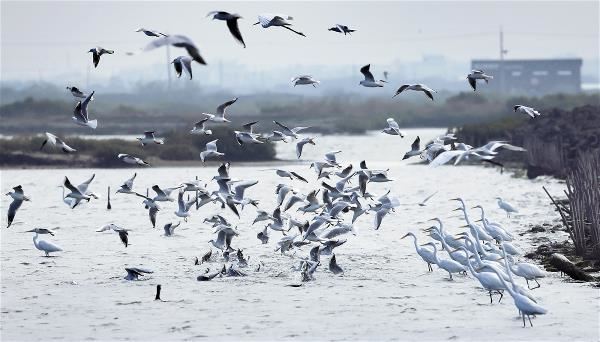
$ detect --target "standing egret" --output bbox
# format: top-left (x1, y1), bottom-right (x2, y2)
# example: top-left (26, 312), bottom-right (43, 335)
top-left (27, 228), bottom-right (62, 257)
top-left (401, 232), bottom-right (436, 271)
top-left (423, 242), bottom-right (466, 280)
top-left (496, 197), bottom-right (518, 218)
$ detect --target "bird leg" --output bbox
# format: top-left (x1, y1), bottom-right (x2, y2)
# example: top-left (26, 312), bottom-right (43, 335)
top-left (497, 290), bottom-right (504, 303)
top-left (528, 315), bottom-right (533, 327)
top-left (522, 314), bottom-right (526, 327)
top-left (489, 291), bottom-right (493, 304)
top-left (533, 279), bottom-right (541, 289)
top-left (448, 272), bottom-right (453, 280)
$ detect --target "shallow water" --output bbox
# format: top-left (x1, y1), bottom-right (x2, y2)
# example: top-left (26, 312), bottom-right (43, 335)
top-left (1, 129), bottom-right (598, 341)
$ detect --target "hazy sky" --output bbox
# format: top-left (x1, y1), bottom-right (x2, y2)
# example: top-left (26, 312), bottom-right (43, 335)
top-left (1, 1), bottom-right (598, 82)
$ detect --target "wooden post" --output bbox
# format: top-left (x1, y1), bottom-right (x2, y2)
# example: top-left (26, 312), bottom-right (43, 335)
top-left (107, 186), bottom-right (112, 210)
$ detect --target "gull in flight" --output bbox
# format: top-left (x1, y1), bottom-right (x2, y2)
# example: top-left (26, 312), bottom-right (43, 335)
top-left (207, 11), bottom-right (246, 48)
top-left (254, 14), bottom-right (306, 37)
top-left (296, 137), bottom-right (316, 159)
top-left (144, 34), bottom-right (207, 65)
top-left (418, 191), bottom-right (438, 206)
top-left (467, 70), bottom-right (493, 91)
top-left (174, 191), bottom-right (195, 221)
top-left (62, 176), bottom-right (93, 208)
top-left (6, 185), bottom-right (30, 228)
top-left (267, 169), bottom-right (308, 183)
top-left (514, 105), bottom-right (541, 118)
top-left (137, 131), bottom-right (164, 146)
top-left (72, 91), bottom-right (97, 129)
top-left (359, 64), bottom-right (384, 87)
top-left (403, 136), bottom-right (421, 160)
top-left (27, 228), bottom-right (62, 257)
top-left (328, 24), bottom-right (356, 35)
top-left (382, 118), bottom-right (405, 137)
top-left (88, 47), bottom-right (114, 68)
top-left (163, 222), bottom-right (181, 236)
top-left (393, 84), bottom-right (436, 101)
top-left (40, 132), bottom-right (76, 153)
top-left (116, 173), bottom-right (137, 194)
top-left (66, 86), bottom-right (87, 98)
top-left (292, 75), bottom-right (320, 87)
top-left (124, 267), bottom-right (153, 281)
top-left (135, 28), bottom-right (167, 37)
top-left (190, 118), bottom-right (212, 135)
top-left (204, 98), bottom-right (237, 123)
top-left (172, 56), bottom-right (193, 80)
top-left (235, 122), bottom-right (263, 145)
top-left (134, 192), bottom-right (160, 228)
top-left (273, 120), bottom-right (310, 139)
top-left (200, 139), bottom-right (225, 162)
top-left (151, 185), bottom-right (182, 202)
top-left (118, 154), bottom-right (150, 166)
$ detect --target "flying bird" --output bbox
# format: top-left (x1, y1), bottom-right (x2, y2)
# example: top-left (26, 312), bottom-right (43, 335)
top-left (172, 56), bottom-right (193, 80)
top-left (403, 136), bottom-right (421, 160)
top-left (66, 86), bottom-right (87, 98)
top-left (200, 139), bottom-right (225, 162)
top-left (328, 24), bottom-right (355, 35)
top-left (72, 91), bottom-right (97, 129)
top-left (296, 137), bottom-right (316, 159)
top-left (254, 14), bottom-right (306, 37)
top-left (382, 118), bottom-right (405, 137)
top-left (359, 64), bottom-right (384, 87)
top-left (190, 118), bottom-right (213, 135)
top-left (6, 185), bottom-right (30, 228)
top-left (40, 132), bottom-right (76, 153)
top-left (204, 98), bottom-right (238, 123)
top-left (117, 154), bottom-right (150, 166)
top-left (393, 84), bottom-right (436, 101)
top-left (135, 28), bottom-right (167, 37)
top-left (137, 131), bottom-right (164, 146)
top-left (273, 121), bottom-right (309, 139)
top-left (291, 75), bottom-right (320, 87)
top-left (514, 105), bottom-right (541, 118)
top-left (207, 11), bottom-right (246, 48)
top-left (88, 47), bottom-right (114, 68)
top-left (467, 70), bottom-right (493, 91)
top-left (144, 34), bottom-right (207, 65)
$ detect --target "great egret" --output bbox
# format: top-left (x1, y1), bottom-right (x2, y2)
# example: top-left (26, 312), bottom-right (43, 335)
top-left (423, 242), bottom-right (466, 280)
top-left (401, 232), bottom-right (436, 271)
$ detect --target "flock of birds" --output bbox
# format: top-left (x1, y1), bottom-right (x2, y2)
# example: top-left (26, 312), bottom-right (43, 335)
top-left (4, 11), bottom-right (550, 330)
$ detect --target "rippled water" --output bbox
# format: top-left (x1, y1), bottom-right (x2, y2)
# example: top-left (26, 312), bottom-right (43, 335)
top-left (1, 129), bottom-right (598, 340)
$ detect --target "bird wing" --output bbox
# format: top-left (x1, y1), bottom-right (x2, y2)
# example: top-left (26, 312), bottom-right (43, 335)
top-left (273, 121), bottom-right (292, 134)
top-left (360, 64), bottom-right (375, 82)
top-left (226, 18), bottom-right (246, 48)
top-left (394, 85), bottom-right (409, 97)
top-left (80, 91), bottom-right (95, 120)
top-left (7, 199), bottom-right (23, 226)
top-left (296, 140), bottom-right (306, 159)
top-left (233, 180), bottom-right (258, 199)
top-left (123, 173), bottom-right (137, 189)
top-left (429, 150), bottom-right (463, 167)
top-left (180, 56), bottom-right (193, 79)
top-left (73, 102), bottom-right (86, 122)
top-left (64, 177), bottom-right (82, 195)
top-left (290, 171), bottom-right (308, 183)
top-left (173, 58), bottom-right (183, 78)
top-left (152, 185), bottom-right (167, 197)
top-left (420, 191), bottom-right (438, 205)
top-left (144, 35), bottom-right (205, 64)
top-left (422, 89), bottom-right (434, 101)
top-left (177, 191), bottom-right (186, 212)
top-left (242, 121), bottom-right (258, 133)
top-left (468, 77), bottom-right (477, 91)
top-left (77, 173), bottom-right (95, 193)
top-left (194, 118), bottom-right (209, 129)
top-left (217, 162), bottom-right (230, 178)
top-left (206, 139), bottom-right (218, 152)
top-left (216, 98), bottom-right (238, 116)
top-left (149, 207), bottom-right (158, 228)
top-left (386, 118), bottom-right (400, 133)
top-left (411, 136), bottom-right (421, 152)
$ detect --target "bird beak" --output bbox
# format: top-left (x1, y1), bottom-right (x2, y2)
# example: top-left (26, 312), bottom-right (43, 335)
top-left (459, 224), bottom-right (469, 228)
top-left (452, 208), bottom-right (462, 212)
top-left (25, 229), bottom-right (35, 233)
top-left (475, 219), bottom-right (483, 222)
top-left (449, 198), bottom-right (460, 201)
top-left (400, 233), bottom-right (410, 239)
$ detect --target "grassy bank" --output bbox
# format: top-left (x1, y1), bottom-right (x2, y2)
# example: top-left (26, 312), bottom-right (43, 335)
top-left (0, 127), bottom-right (276, 168)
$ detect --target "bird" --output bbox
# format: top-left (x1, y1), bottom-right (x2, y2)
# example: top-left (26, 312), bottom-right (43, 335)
top-left (507, 256), bottom-right (546, 289)
top-left (467, 70), bottom-right (493, 91)
top-left (117, 154), bottom-right (150, 166)
top-left (359, 64), bottom-right (384, 87)
top-left (424, 242), bottom-right (467, 280)
top-left (418, 191), bottom-right (438, 206)
top-left (72, 91), bottom-right (97, 129)
top-left (88, 47), bottom-right (114, 68)
top-left (401, 232), bottom-right (436, 271)
top-left (254, 14), bottom-right (306, 37)
top-left (496, 197), bottom-right (518, 217)
top-left (200, 139), bottom-right (225, 162)
top-left (328, 24), bottom-right (356, 35)
top-left (27, 228), bottom-right (62, 257)
top-left (116, 173), bottom-right (137, 194)
top-left (296, 137), bottom-right (316, 159)
top-left (203, 98), bottom-right (237, 123)
top-left (393, 84), bottom-right (436, 100)
top-left (329, 254), bottom-right (344, 275)
top-left (174, 191), bottom-right (195, 221)
top-left (190, 118), bottom-right (213, 135)
top-left (207, 11), bottom-right (246, 48)
top-left (403, 136), bottom-right (421, 160)
top-left (6, 185), bottom-right (30, 227)
top-left (40, 132), bottom-right (76, 153)
top-left (234, 130), bottom-right (263, 146)
top-left (172, 56), bottom-right (193, 80)
top-left (143, 34), bottom-right (207, 65)
top-left (514, 105), bottom-right (541, 118)
top-left (268, 169), bottom-right (308, 183)
top-left (163, 222), bottom-right (181, 236)
top-left (273, 121), bottom-right (310, 139)
top-left (62, 177), bottom-right (92, 208)
top-left (116, 228), bottom-right (129, 247)
top-left (66, 86), bottom-right (87, 98)
top-left (124, 267), bottom-right (153, 280)
top-left (137, 131), bottom-right (164, 146)
top-left (135, 28), bottom-right (167, 37)
top-left (382, 118), bottom-right (405, 137)
top-left (291, 75), bottom-right (320, 87)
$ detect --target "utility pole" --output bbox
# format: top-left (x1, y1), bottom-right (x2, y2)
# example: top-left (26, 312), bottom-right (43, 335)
top-left (499, 26), bottom-right (508, 94)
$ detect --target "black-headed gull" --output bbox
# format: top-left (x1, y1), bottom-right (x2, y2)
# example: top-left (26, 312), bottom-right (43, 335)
top-left (207, 11), bottom-right (246, 48)
top-left (359, 64), bottom-right (384, 87)
top-left (394, 84), bottom-right (436, 101)
top-left (88, 47), bottom-right (114, 68)
top-left (467, 70), bottom-right (493, 91)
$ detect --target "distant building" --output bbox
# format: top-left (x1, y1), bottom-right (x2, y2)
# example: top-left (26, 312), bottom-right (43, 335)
top-left (471, 58), bottom-right (582, 95)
